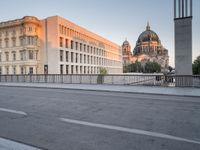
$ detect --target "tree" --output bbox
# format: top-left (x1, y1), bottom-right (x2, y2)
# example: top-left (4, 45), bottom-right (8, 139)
top-left (99, 67), bottom-right (107, 75)
top-left (97, 68), bottom-right (107, 84)
top-left (144, 61), bottom-right (161, 73)
top-left (193, 56), bottom-right (200, 75)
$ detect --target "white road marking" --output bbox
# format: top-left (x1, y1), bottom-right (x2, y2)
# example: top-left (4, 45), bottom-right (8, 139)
top-left (0, 137), bottom-right (42, 150)
top-left (60, 118), bottom-right (200, 145)
top-left (0, 108), bottom-right (27, 116)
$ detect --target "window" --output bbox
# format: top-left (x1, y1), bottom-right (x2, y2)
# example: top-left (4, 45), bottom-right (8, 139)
top-left (65, 39), bottom-right (68, 48)
top-left (76, 66), bottom-right (78, 74)
top-left (71, 40), bottom-right (74, 49)
top-left (60, 37), bottom-right (63, 47)
top-left (5, 52), bottom-right (9, 61)
top-left (80, 54), bottom-right (82, 63)
top-left (71, 52), bottom-right (74, 62)
top-left (84, 55), bottom-right (86, 64)
top-left (20, 37), bottom-right (24, 46)
top-left (84, 44), bottom-right (86, 52)
top-left (59, 25), bottom-right (62, 34)
top-left (84, 66), bottom-right (86, 74)
top-left (6, 66), bottom-right (9, 74)
top-left (21, 67), bottom-right (24, 74)
top-left (13, 66), bottom-right (16, 75)
top-left (87, 55), bottom-right (89, 64)
top-left (80, 43), bottom-right (82, 51)
top-left (76, 53), bottom-right (78, 63)
top-left (12, 38), bottom-right (16, 47)
top-left (12, 30), bottom-right (16, 36)
top-left (28, 36), bottom-right (34, 45)
top-left (64, 27), bottom-right (66, 35)
top-left (20, 51), bottom-right (26, 61)
top-left (66, 51), bottom-right (69, 62)
top-left (0, 40), bottom-right (2, 48)
top-left (13, 52), bottom-right (16, 61)
top-left (66, 65), bottom-right (69, 74)
top-left (80, 66), bottom-right (82, 74)
top-left (29, 67), bottom-right (33, 74)
top-left (91, 47), bottom-right (93, 54)
top-left (29, 51), bottom-right (34, 60)
top-left (75, 42), bottom-right (78, 50)
top-left (5, 40), bottom-right (9, 48)
top-left (20, 51), bottom-right (23, 60)
top-left (71, 65), bottom-right (74, 74)
top-left (5, 31), bottom-right (8, 36)
top-left (28, 27), bottom-right (32, 32)
top-left (60, 50), bottom-right (63, 61)
top-left (87, 46), bottom-right (89, 53)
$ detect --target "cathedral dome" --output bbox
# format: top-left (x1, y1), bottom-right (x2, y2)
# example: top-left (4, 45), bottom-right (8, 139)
top-left (137, 22), bottom-right (159, 43)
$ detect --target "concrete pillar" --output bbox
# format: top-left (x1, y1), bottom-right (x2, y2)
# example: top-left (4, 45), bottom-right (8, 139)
top-left (174, 0), bottom-right (193, 87)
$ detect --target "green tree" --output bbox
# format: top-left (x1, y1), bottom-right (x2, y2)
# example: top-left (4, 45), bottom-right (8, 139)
top-left (99, 67), bottom-right (107, 75)
top-left (193, 56), bottom-right (200, 75)
top-left (144, 61), bottom-right (161, 73)
top-left (97, 68), bottom-right (107, 84)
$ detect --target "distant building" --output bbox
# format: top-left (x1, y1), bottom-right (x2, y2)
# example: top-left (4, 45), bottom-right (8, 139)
top-left (122, 22), bottom-right (169, 72)
top-left (0, 16), bottom-right (122, 75)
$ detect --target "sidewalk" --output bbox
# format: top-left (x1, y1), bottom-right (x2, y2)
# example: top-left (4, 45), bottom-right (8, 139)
top-left (0, 82), bottom-right (200, 97)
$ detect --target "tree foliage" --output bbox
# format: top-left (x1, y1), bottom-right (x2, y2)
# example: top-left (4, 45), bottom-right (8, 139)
top-left (144, 61), bottom-right (161, 73)
top-left (99, 67), bottom-right (107, 75)
top-left (97, 68), bottom-right (107, 84)
top-left (193, 56), bottom-right (200, 75)
top-left (127, 61), bottom-right (161, 73)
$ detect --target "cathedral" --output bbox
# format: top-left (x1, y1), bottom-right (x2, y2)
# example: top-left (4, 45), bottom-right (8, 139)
top-left (122, 22), bottom-right (169, 72)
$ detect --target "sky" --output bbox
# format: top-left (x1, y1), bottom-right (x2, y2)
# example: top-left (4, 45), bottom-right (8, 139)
top-left (0, 0), bottom-right (199, 67)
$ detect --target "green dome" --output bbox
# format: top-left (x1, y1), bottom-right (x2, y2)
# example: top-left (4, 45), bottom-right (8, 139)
top-left (137, 22), bottom-right (159, 43)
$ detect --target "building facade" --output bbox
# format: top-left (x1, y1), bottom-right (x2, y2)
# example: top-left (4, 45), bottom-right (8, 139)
top-left (0, 16), bottom-right (122, 75)
top-left (122, 22), bottom-right (169, 72)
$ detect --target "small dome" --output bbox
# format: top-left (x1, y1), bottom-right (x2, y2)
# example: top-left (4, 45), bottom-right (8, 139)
top-left (137, 22), bottom-right (159, 43)
top-left (122, 38), bottom-right (130, 46)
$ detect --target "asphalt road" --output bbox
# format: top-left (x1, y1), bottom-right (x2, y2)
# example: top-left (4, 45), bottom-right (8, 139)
top-left (0, 86), bottom-right (200, 150)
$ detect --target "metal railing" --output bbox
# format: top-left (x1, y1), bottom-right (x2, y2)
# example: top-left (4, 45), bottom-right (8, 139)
top-left (0, 74), bottom-right (200, 88)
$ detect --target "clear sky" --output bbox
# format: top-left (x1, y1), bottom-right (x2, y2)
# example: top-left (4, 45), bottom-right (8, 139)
top-left (0, 0), bottom-right (199, 66)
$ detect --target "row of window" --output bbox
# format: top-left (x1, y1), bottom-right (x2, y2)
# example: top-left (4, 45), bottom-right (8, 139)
top-left (60, 65), bottom-right (101, 74)
top-left (60, 50), bottom-right (106, 66)
top-left (59, 24), bottom-right (121, 54)
top-left (0, 50), bottom-right (36, 62)
top-left (0, 66), bottom-right (33, 75)
top-left (59, 50), bottom-right (122, 67)
top-left (0, 36), bottom-right (37, 48)
top-left (0, 27), bottom-right (37, 37)
top-left (59, 24), bottom-right (100, 47)
top-left (60, 37), bottom-right (121, 61)
top-left (60, 37), bottom-right (106, 56)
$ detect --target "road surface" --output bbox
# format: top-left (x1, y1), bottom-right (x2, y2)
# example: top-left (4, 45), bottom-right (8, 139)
top-left (0, 86), bottom-right (200, 150)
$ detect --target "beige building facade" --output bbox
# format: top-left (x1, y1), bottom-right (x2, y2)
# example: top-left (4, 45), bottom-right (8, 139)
top-left (0, 16), bottom-right (122, 75)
